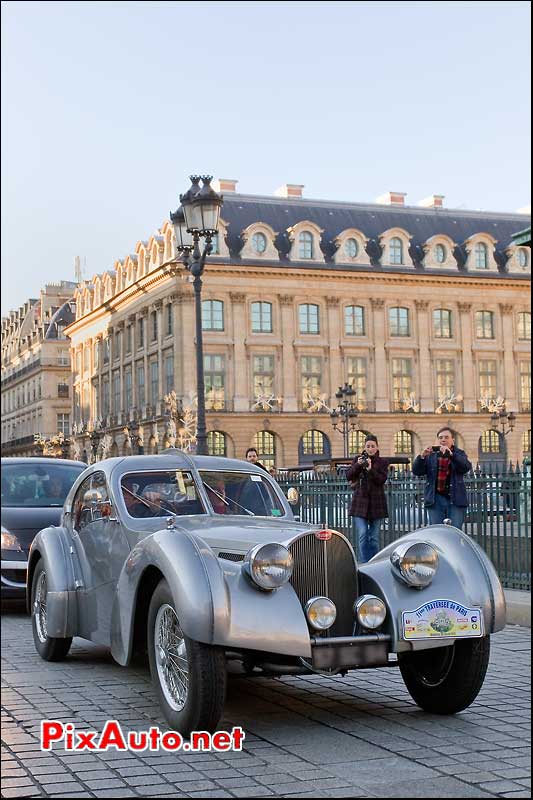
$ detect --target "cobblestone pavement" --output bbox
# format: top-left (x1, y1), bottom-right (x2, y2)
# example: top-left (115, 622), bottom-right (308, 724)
top-left (1, 603), bottom-right (530, 799)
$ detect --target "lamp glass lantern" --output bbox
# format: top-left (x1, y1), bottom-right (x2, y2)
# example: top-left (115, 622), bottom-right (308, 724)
top-left (180, 175), bottom-right (223, 234)
top-left (170, 206), bottom-right (194, 249)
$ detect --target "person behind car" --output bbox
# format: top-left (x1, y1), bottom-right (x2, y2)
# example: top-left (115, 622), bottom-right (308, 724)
top-left (122, 479), bottom-right (169, 518)
top-left (204, 478), bottom-right (229, 514)
top-left (47, 477), bottom-right (64, 499)
top-left (412, 426), bottom-right (472, 529)
top-left (245, 447), bottom-right (269, 472)
top-left (346, 435), bottom-right (389, 563)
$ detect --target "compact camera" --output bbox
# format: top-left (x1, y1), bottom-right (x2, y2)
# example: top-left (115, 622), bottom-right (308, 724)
top-left (360, 451), bottom-right (370, 463)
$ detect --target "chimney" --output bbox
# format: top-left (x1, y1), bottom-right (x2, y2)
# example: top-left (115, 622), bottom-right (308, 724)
top-left (212, 178), bottom-right (238, 193)
top-left (418, 194), bottom-right (445, 209)
top-left (274, 183), bottom-right (304, 199)
top-left (376, 191), bottom-right (406, 206)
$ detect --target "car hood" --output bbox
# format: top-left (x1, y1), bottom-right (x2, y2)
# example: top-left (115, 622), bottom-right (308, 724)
top-left (1, 507), bottom-right (63, 553)
top-left (174, 515), bottom-right (320, 553)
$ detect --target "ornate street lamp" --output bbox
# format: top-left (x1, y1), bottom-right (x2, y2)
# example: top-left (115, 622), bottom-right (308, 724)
top-left (170, 175), bottom-right (223, 455)
top-left (88, 422), bottom-right (103, 463)
top-left (490, 407), bottom-right (516, 437)
top-left (124, 419), bottom-right (144, 454)
top-left (329, 382), bottom-right (359, 458)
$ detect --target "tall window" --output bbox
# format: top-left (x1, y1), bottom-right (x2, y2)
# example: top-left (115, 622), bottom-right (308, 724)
top-left (204, 354), bottom-right (225, 409)
top-left (346, 357), bottom-right (367, 408)
top-left (125, 326), bottom-right (132, 354)
top-left (389, 237), bottom-right (403, 265)
top-left (102, 376), bottom-right (110, 416)
top-left (392, 358), bottom-right (413, 410)
top-left (166, 304), bottom-right (173, 336)
top-left (137, 318), bottom-right (144, 348)
top-left (299, 231), bottom-right (313, 259)
top-left (124, 368), bottom-right (132, 411)
top-left (103, 339), bottom-right (110, 365)
top-left (479, 360), bottom-right (497, 399)
top-left (394, 431), bottom-right (414, 465)
top-left (480, 430), bottom-right (501, 453)
top-left (299, 303), bottom-right (320, 334)
top-left (301, 356), bottom-right (322, 406)
top-left (344, 305), bottom-right (365, 336)
top-left (207, 431), bottom-right (226, 456)
top-left (253, 355), bottom-right (275, 402)
top-left (474, 242), bottom-right (489, 269)
top-left (251, 302), bottom-right (272, 333)
top-left (253, 430), bottom-right (276, 470)
top-left (150, 361), bottom-right (159, 406)
top-left (57, 414), bottom-right (70, 435)
top-left (113, 371), bottom-right (121, 414)
top-left (137, 364), bottom-right (145, 407)
top-left (433, 309), bottom-right (453, 338)
top-left (300, 430), bottom-right (328, 457)
top-left (93, 341), bottom-right (100, 369)
top-left (476, 310), bottom-right (495, 339)
top-left (114, 331), bottom-right (121, 360)
top-left (83, 346), bottom-right (90, 372)
top-left (151, 309), bottom-right (158, 342)
top-left (523, 429), bottom-right (531, 456)
top-left (349, 430), bottom-right (367, 455)
top-left (436, 360), bottom-right (455, 400)
top-left (518, 312), bottom-right (531, 340)
top-left (165, 354), bottom-right (174, 394)
top-left (202, 300), bottom-right (224, 331)
top-left (520, 361), bottom-right (531, 412)
top-left (389, 307), bottom-right (410, 336)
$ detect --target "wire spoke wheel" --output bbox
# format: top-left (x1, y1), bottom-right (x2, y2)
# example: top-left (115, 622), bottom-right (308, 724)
top-left (34, 570), bottom-right (48, 643)
top-left (154, 603), bottom-right (189, 711)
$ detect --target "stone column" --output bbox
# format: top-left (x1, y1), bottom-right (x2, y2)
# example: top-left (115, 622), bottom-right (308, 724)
top-left (230, 292), bottom-right (249, 412)
top-left (279, 295), bottom-right (297, 411)
top-left (371, 299), bottom-right (389, 412)
top-left (500, 303), bottom-right (518, 412)
top-left (415, 300), bottom-right (433, 412)
top-left (326, 296), bottom-right (342, 407)
top-left (458, 303), bottom-right (476, 412)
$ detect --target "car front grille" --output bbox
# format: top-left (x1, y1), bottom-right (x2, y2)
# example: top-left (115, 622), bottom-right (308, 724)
top-left (288, 532), bottom-right (358, 637)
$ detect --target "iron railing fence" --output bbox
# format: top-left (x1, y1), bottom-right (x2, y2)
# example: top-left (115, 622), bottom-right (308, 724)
top-left (277, 465), bottom-right (531, 591)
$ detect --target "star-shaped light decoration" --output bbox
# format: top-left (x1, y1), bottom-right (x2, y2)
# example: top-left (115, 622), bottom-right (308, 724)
top-left (479, 395), bottom-right (506, 413)
top-left (176, 405), bottom-right (197, 451)
top-left (205, 387), bottom-right (225, 411)
top-left (401, 393), bottom-right (421, 413)
top-left (435, 393), bottom-right (463, 414)
top-left (302, 386), bottom-right (333, 414)
top-left (251, 391), bottom-right (282, 412)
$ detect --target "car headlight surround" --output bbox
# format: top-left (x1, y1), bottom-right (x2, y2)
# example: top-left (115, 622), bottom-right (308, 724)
top-left (305, 596), bottom-right (337, 631)
top-left (1, 526), bottom-right (22, 552)
top-left (243, 542), bottom-right (294, 591)
top-left (354, 594), bottom-right (387, 629)
top-left (390, 541), bottom-right (439, 587)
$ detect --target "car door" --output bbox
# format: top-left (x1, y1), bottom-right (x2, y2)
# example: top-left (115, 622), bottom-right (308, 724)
top-left (71, 470), bottom-right (130, 645)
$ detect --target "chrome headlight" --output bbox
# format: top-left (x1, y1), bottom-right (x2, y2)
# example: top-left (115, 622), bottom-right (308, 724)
top-left (305, 596), bottom-right (337, 631)
top-left (355, 595), bottom-right (387, 629)
top-left (243, 542), bottom-right (293, 591)
top-left (390, 541), bottom-right (439, 587)
top-left (1, 526), bottom-right (21, 552)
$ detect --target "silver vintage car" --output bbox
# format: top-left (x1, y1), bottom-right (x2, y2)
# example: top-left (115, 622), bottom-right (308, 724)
top-left (28, 452), bottom-right (506, 735)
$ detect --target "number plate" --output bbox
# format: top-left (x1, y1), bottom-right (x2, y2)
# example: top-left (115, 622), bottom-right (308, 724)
top-left (402, 599), bottom-right (483, 640)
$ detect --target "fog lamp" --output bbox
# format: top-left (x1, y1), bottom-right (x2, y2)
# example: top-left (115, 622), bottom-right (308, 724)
top-left (354, 595), bottom-right (387, 629)
top-left (305, 596), bottom-right (337, 631)
top-left (390, 541), bottom-right (439, 587)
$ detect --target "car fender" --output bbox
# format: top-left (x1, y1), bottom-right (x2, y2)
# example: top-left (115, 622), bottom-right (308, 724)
top-left (27, 526), bottom-right (78, 638)
top-left (358, 524), bottom-right (506, 652)
top-left (110, 527), bottom-right (311, 665)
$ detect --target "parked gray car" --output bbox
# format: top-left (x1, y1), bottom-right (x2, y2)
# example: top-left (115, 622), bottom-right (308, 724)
top-left (28, 452), bottom-right (506, 735)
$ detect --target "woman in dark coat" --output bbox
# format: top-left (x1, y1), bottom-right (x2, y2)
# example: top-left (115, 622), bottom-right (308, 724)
top-left (346, 435), bottom-right (389, 562)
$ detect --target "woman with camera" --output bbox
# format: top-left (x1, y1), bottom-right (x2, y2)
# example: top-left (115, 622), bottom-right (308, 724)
top-left (346, 435), bottom-right (389, 562)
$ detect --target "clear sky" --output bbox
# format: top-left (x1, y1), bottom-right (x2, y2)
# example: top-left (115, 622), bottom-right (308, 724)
top-left (1, 0), bottom-right (530, 315)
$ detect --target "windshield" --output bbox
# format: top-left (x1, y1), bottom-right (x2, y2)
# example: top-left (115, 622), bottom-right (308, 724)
top-left (1, 463), bottom-right (86, 508)
top-left (120, 470), bottom-right (206, 518)
top-left (199, 470), bottom-right (286, 517)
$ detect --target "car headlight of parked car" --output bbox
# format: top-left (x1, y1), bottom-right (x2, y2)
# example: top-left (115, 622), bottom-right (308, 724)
top-left (243, 542), bottom-right (294, 591)
top-left (354, 595), bottom-right (387, 629)
top-left (390, 541), bottom-right (438, 588)
top-left (1, 526), bottom-right (22, 552)
top-left (305, 596), bottom-right (337, 630)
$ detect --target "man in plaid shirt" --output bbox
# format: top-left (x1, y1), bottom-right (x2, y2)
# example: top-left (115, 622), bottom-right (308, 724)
top-left (413, 427), bottom-right (472, 529)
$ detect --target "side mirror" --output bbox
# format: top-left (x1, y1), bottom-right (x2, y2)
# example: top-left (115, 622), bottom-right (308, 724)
top-left (287, 487), bottom-right (299, 506)
top-left (83, 488), bottom-right (104, 504)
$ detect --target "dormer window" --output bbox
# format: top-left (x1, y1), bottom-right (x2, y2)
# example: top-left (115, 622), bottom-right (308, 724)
top-left (345, 238), bottom-right (358, 258)
top-left (518, 248), bottom-right (529, 269)
top-left (299, 231), bottom-right (313, 259)
top-left (389, 237), bottom-right (403, 265)
top-left (435, 244), bottom-right (446, 263)
top-left (210, 233), bottom-right (219, 254)
top-left (475, 242), bottom-right (489, 269)
top-left (252, 232), bottom-right (267, 254)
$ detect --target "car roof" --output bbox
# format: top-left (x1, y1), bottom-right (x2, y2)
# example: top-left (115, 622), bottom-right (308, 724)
top-left (1, 457), bottom-right (86, 467)
top-left (84, 453), bottom-right (269, 478)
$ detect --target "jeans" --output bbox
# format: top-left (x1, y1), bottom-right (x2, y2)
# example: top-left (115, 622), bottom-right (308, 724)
top-left (353, 517), bottom-right (382, 563)
top-left (427, 493), bottom-right (465, 529)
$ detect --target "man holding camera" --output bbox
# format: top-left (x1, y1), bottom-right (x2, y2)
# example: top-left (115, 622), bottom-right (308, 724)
top-left (412, 426), bottom-right (472, 529)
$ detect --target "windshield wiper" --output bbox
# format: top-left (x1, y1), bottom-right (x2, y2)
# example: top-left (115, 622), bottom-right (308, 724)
top-left (203, 484), bottom-right (255, 516)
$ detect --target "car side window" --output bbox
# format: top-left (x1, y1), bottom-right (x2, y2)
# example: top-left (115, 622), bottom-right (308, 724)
top-left (72, 476), bottom-right (93, 531)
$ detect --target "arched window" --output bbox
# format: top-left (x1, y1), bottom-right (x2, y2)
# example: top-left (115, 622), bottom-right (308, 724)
top-left (207, 431), bottom-right (226, 456)
top-left (253, 430), bottom-right (276, 470)
top-left (349, 430), bottom-right (367, 455)
top-left (298, 430), bottom-right (331, 465)
top-left (480, 430), bottom-right (501, 454)
top-left (389, 237), bottom-right (403, 265)
top-left (299, 231), bottom-right (313, 259)
top-left (252, 232), bottom-right (267, 255)
top-left (435, 243), bottom-right (447, 263)
top-left (523, 430), bottom-right (531, 456)
top-left (344, 238), bottom-right (359, 258)
top-left (518, 312), bottom-right (531, 340)
top-left (518, 248), bottom-right (529, 269)
top-left (475, 242), bottom-right (488, 269)
top-left (394, 430), bottom-right (414, 470)
top-left (202, 300), bottom-right (224, 331)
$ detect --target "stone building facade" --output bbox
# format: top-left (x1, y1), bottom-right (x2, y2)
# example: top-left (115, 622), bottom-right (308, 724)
top-left (65, 185), bottom-right (531, 468)
top-left (1, 282), bottom-right (77, 456)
